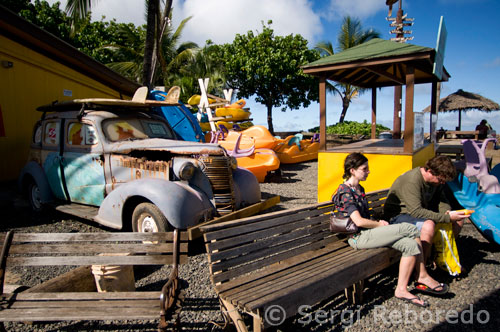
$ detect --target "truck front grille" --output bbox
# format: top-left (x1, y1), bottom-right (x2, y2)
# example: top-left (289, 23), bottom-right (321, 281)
top-left (199, 155), bottom-right (235, 215)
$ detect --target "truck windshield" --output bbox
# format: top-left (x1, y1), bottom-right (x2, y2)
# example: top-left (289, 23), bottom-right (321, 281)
top-left (102, 118), bottom-right (174, 142)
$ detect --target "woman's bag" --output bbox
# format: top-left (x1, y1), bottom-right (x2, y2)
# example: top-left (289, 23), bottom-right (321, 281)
top-left (329, 214), bottom-right (358, 234)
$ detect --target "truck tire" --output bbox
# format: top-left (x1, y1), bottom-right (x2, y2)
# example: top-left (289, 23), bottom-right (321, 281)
top-left (132, 202), bottom-right (171, 232)
top-left (27, 179), bottom-right (44, 213)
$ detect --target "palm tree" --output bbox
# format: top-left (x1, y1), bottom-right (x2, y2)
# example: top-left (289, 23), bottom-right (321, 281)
top-left (315, 16), bottom-right (380, 123)
top-left (101, 16), bottom-right (198, 90)
top-left (65, 0), bottom-right (173, 88)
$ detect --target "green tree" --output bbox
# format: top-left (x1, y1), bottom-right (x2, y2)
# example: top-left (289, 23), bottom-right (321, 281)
top-left (315, 16), bottom-right (380, 123)
top-left (220, 22), bottom-right (320, 134)
top-left (173, 41), bottom-right (227, 101)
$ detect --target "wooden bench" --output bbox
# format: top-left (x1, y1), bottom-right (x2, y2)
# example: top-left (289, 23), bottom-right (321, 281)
top-left (0, 230), bottom-right (188, 331)
top-left (201, 189), bottom-right (401, 332)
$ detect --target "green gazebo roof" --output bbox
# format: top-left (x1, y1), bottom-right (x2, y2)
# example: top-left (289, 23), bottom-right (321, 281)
top-left (302, 38), bottom-right (448, 88)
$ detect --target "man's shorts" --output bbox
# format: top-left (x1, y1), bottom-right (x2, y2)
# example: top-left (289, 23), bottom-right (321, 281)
top-left (390, 214), bottom-right (427, 230)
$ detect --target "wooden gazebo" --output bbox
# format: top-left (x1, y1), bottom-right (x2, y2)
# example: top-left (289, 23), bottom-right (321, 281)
top-left (302, 38), bottom-right (450, 200)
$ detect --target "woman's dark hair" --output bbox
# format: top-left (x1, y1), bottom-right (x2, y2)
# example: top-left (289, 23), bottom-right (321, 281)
top-left (343, 153), bottom-right (368, 180)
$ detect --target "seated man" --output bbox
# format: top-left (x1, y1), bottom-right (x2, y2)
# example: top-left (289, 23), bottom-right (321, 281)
top-left (384, 155), bottom-right (469, 263)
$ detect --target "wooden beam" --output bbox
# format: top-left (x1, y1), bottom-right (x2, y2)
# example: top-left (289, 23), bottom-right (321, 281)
top-left (371, 88), bottom-right (377, 139)
top-left (365, 66), bottom-right (405, 85)
top-left (319, 77), bottom-right (327, 151)
top-left (302, 52), bottom-right (433, 75)
top-left (430, 81), bottom-right (439, 143)
top-left (404, 65), bottom-right (415, 153)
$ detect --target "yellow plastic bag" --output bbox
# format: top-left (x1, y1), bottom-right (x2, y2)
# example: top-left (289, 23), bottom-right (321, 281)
top-left (433, 223), bottom-right (461, 276)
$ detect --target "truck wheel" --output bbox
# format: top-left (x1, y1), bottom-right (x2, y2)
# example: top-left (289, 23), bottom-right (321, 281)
top-left (132, 203), bottom-right (171, 232)
top-left (27, 180), bottom-right (43, 213)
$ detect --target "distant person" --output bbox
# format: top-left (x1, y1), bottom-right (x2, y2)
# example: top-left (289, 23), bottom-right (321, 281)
top-left (475, 119), bottom-right (492, 140)
top-left (333, 153), bottom-right (448, 308)
top-left (384, 155), bottom-right (469, 263)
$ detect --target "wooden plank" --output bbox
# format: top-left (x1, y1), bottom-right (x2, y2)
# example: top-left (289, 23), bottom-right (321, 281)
top-left (208, 218), bottom-right (329, 264)
top-left (1, 291), bottom-right (161, 301)
top-left (3, 299), bottom-right (159, 309)
top-left (231, 246), bottom-right (363, 307)
top-left (203, 206), bottom-right (331, 242)
top-left (9, 242), bottom-right (185, 254)
top-left (7, 254), bottom-right (180, 266)
top-left (188, 195), bottom-right (281, 240)
top-left (0, 307), bottom-right (161, 321)
top-left (210, 223), bottom-right (331, 273)
top-left (206, 214), bottom-right (329, 254)
top-left (215, 239), bottom-right (348, 294)
top-left (219, 241), bottom-right (352, 298)
top-left (247, 248), bottom-right (400, 312)
top-left (201, 202), bottom-right (331, 234)
top-left (211, 234), bottom-right (336, 284)
top-left (5, 232), bottom-right (188, 242)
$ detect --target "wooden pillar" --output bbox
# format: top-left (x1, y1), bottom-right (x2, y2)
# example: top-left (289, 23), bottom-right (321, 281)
top-left (319, 77), bottom-right (327, 151)
top-left (371, 87), bottom-right (377, 139)
top-left (430, 81), bottom-right (440, 143)
top-left (403, 65), bottom-right (415, 153)
top-left (393, 86), bottom-right (402, 138)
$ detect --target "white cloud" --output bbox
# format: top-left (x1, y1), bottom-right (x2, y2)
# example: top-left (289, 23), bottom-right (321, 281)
top-left (325, 0), bottom-right (386, 20)
top-left (172, 0), bottom-right (323, 45)
top-left (45, 0), bottom-right (146, 26)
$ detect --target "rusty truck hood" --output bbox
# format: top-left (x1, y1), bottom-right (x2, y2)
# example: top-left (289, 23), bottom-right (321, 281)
top-left (105, 138), bottom-right (225, 155)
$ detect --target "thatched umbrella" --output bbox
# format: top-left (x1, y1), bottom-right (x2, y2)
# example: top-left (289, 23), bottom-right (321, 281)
top-left (423, 89), bottom-right (500, 130)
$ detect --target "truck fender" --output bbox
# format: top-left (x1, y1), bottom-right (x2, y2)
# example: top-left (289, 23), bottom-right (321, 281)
top-left (17, 161), bottom-right (54, 204)
top-left (95, 178), bottom-right (215, 230)
top-left (232, 167), bottom-right (261, 208)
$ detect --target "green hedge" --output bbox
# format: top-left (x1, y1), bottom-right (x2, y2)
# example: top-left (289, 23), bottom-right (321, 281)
top-left (309, 120), bottom-right (390, 136)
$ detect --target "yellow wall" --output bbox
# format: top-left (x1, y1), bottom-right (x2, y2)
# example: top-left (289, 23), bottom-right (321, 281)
top-left (317, 144), bottom-right (436, 202)
top-left (0, 36), bottom-right (129, 181)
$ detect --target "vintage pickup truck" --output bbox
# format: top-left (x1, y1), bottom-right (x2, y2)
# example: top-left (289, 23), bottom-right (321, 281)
top-left (18, 97), bottom-right (261, 231)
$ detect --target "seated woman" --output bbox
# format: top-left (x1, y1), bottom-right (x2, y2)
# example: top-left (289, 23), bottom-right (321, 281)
top-left (332, 153), bottom-right (448, 307)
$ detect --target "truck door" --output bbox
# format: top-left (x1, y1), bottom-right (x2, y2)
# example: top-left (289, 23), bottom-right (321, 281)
top-left (61, 121), bottom-right (106, 206)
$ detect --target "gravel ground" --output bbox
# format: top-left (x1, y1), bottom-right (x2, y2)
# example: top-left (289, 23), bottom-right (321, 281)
top-left (1, 160), bottom-right (500, 331)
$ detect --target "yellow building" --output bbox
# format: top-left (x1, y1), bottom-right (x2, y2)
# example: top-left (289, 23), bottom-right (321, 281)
top-left (0, 7), bottom-right (140, 181)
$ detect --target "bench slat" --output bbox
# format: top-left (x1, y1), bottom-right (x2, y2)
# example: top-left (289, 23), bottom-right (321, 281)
top-left (210, 223), bottom-right (330, 274)
top-left (1, 291), bottom-right (160, 301)
top-left (7, 254), bottom-right (185, 266)
top-left (211, 232), bottom-right (336, 284)
top-left (246, 248), bottom-right (400, 312)
top-left (9, 242), bottom-right (188, 254)
top-left (208, 216), bottom-right (329, 263)
top-left (220, 241), bottom-right (352, 300)
top-left (214, 239), bottom-right (347, 294)
top-left (203, 205), bottom-right (331, 242)
top-left (201, 202), bottom-right (332, 234)
top-left (0, 232), bottom-right (188, 243)
top-left (231, 247), bottom-right (361, 308)
top-left (0, 307), bottom-right (162, 321)
top-left (1, 299), bottom-right (159, 309)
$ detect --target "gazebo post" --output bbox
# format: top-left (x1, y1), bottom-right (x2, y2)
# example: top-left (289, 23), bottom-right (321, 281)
top-left (371, 87), bottom-right (377, 139)
top-left (404, 65), bottom-right (415, 153)
top-left (458, 110), bottom-right (462, 130)
top-left (319, 77), bottom-right (327, 151)
top-left (430, 81), bottom-right (439, 143)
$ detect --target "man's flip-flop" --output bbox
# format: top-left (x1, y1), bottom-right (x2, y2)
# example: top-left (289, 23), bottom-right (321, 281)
top-left (395, 295), bottom-right (429, 308)
top-left (415, 282), bottom-right (449, 295)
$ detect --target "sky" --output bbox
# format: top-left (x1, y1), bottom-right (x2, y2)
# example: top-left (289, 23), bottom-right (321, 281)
top-left (46, 0), bottom-right (500, 133)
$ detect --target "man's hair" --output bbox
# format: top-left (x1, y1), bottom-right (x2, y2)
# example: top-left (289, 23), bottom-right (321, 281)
top-left (425, 155), bottom-right (456, 182)
top-left (343, 153), bottom-right (368, 180)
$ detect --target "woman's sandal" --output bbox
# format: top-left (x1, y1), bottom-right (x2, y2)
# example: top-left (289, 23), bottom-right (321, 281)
top-left (395, 295), bottom-right (429, 308)
top-left (414, 282), bottom-right (449, 295)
